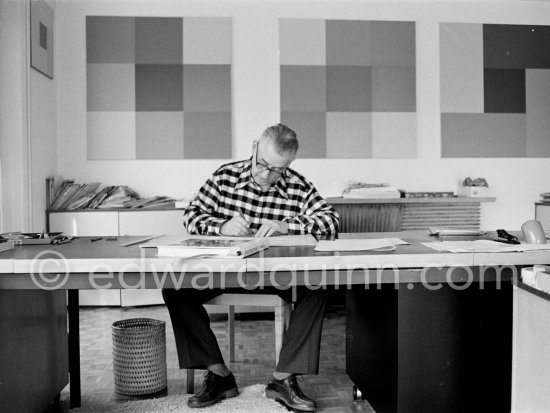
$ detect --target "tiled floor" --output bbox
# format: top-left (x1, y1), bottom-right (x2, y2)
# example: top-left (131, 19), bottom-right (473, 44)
top-left (55, 302), bottom-right (375, 412)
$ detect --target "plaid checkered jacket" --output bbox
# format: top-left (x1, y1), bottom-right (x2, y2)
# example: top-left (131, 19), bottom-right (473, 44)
top-left (183, 158), bottom-right (339, 236)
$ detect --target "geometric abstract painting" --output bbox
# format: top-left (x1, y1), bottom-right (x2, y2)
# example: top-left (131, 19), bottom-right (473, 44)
top-left (441, 23), bottom-right (550, 157)
top-left (280, 19), bottom-right (416, 158)
top-left (86, 17), bottom-right (232, 160)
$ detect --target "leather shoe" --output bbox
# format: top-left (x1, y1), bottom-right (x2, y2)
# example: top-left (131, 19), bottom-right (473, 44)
top-left (188, 371), bottom-right (239, 408)
top-left (265, 375), bottom-right (317, 411)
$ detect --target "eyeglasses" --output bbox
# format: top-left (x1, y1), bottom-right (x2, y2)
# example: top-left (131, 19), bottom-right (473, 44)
top-left (254, 145), bottom-right (287, 176)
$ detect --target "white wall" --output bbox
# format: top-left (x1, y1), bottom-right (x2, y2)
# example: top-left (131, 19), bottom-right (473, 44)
top-left (0, 0), bottom-right (57, 233)
top-left (56, 0), bottom-right (550, 231)
top-left (0, 0), bottom-right (31, 232)
top-left (30, 0), bottom-right (58, 232)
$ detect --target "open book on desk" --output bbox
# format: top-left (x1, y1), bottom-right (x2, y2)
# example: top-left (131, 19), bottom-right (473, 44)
top-left (141, 234), bottom-right (318, 249)
top-left (156, 237), bottom-right (269, 258)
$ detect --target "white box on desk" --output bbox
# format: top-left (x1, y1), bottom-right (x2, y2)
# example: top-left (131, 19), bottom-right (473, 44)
top-left (459, 186), bottom-right (490, 197)
top-left (537, 271), bottom-right (550, 294)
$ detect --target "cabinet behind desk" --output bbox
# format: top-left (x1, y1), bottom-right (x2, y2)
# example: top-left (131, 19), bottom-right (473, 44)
top-left (327, 197), bottom-right (495, 233)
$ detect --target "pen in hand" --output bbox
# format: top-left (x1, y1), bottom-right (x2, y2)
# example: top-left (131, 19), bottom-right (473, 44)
top-left (238, 207), bottom-right (252, 235)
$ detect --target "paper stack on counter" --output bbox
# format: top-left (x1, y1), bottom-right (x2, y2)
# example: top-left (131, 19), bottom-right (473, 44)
top-left (343, 186), bottom-right (401, 199)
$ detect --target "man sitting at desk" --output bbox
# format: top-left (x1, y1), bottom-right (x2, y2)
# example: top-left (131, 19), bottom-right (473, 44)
top-left (162, 123), bottom-right (339, 411)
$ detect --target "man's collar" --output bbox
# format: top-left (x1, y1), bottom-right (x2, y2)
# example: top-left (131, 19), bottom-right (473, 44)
top-left (235, 159), bottom-right (253, 190)
top-left (272, 174), bottom-right (289, 199)
top-left (235, 158), bottom-right (289, 199)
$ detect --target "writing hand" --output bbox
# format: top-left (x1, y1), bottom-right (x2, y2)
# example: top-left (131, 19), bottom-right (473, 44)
top-left (255, 220), bottom-right (289, 238)
top-left (221, 216), bottom-right (250, 236)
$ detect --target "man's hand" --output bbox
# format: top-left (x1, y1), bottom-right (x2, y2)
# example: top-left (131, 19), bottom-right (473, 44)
top-left (255, 220), bottom-right (289, 237)
top-left (220, 216), bottom-right (250, 236)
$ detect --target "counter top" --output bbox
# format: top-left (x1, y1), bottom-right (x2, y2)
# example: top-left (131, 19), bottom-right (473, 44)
top-left (327, 196), bottom-right (496, 204)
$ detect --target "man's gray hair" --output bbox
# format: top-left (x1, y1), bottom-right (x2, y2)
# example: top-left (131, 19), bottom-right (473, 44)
top-left (261, 123), bottom-right (299, 155)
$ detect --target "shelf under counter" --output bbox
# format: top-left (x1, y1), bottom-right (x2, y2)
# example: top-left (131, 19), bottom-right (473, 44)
top-left (326, 196), bottom-right (496, 232)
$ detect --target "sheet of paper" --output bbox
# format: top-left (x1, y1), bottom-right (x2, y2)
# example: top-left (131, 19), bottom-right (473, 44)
top-left (315, 238), bottom-right (399, 252)
top-left (119, 235), bottom-right (163, 247)
top-left (390, 238), bottom-right (409, 245)
top-left (140, 235), bottom-right (194, 248)
top-left (156, 250), bottom-right (230, 258)
top-left (267, 234), bottom-right (318, 247)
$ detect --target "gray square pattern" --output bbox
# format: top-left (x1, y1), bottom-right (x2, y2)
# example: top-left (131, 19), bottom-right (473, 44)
top-left (184, 112), bottom-right (232, 159)
top-left (280, 19), bottom-right (417, 158)
top-left (280, 66), bottom-right (327, 112)
top-left (326, 65), bottom-right (372, 112)
top-left (135, 17), bottom-right (183, 64)
top-left (135, 64), bottom-right (183, 111)
top-left (183, 65), bottom-right (231, 112)
top-left (86, 16), bottom-right (233, 159)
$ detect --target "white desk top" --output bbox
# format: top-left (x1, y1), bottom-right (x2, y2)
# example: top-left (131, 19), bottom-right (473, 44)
top-left (5, 232), bottom-right (550, 277)
top-left (0, 257), bottom-right (13, 273)
top-left (248, 232), bottom-right (474, 271)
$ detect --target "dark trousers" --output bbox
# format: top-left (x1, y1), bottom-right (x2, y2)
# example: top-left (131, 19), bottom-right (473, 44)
top-left (162, 287), bottom-right (327, 375)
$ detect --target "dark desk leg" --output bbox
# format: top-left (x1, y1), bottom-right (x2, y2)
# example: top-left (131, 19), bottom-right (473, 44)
top-left (68, 290), bottom-right (81, 409)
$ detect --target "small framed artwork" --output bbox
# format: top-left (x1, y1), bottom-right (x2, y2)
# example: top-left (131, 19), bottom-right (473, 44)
top-left (30, 0), bottom-right (54, 79)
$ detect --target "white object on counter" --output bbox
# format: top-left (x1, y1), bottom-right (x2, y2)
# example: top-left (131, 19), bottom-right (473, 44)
top-left (522, 265), bottom-right (550, 292)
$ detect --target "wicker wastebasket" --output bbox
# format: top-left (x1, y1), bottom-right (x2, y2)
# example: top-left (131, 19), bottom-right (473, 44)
top-left (112, 318), bottom-right (167, 395)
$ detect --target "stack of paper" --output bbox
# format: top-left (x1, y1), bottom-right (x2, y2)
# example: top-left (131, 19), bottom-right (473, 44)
top-left (47, 178), bottom-right (176, 211)
top-left (96, 186), bottom-right (141, 209)
top-left (123, 195), bottom-right (175, 209)
top-left (343, 186), bottom-right (401, 199)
